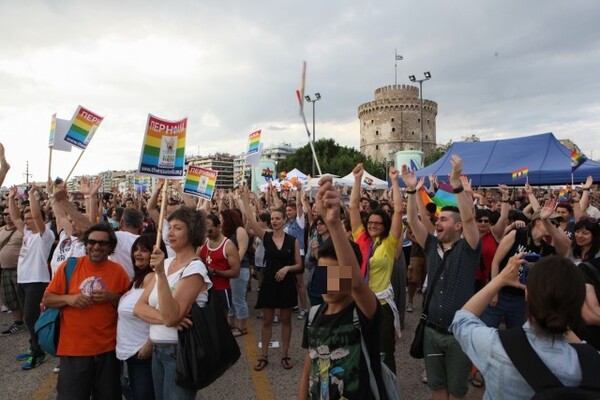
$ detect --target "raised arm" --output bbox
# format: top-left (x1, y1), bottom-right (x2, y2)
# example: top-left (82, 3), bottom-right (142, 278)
top-left (415, 178), bottom-right (435, 234)
top-left (578, 176), bottom-right (593, 216)
top-left (491, 184), bottom-right (511, 241)
top-left (53, 187), bottom-right (93, 233)
top-left (401, 165), bottom-right (428, 248)
top-left (450, 156), bottom-right (479, 250)
top-left (28, 185), bottom-right (47, 235)
top-left (240, 187), bottom-right (266, 241)
top-left (0, 143), bottom-right (10, 187)
top-left (539, 198), bottom-right (571, 258)
top-left (524, 182), bottom-right (540, 211)
top-left (146, 179), bottom-right (163, 224)
top-left (7, 186), bottom-right (24, 233)
top-left (389, 166), bottom-right (403, 240)
top-left (348, 163), bottom-right (364, 234)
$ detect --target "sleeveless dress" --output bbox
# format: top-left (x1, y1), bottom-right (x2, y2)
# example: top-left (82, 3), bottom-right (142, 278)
top-left (255, 231), bottom-right (298, 309)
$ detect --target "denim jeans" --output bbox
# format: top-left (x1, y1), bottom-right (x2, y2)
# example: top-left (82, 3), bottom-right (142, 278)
top-left (480, 291), bottom-right (526, 329)
top-left (229, 267), bottom-right (250, 320)
top-left (122, 354), bottom-right (155, 400)
top-left (152, 344), bottom-right (197, 400)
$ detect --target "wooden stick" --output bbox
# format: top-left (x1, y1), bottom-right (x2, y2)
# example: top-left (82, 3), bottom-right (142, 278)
top-left (155, 180), bottom-right (169, 249)
top-left (65, 150), bottom-right (86, 182)
top-left (48, 147), bottom-right (53, 181)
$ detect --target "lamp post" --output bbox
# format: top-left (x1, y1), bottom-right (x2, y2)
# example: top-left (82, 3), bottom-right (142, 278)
top-left (408, 72), bottom-right (432, 157)
top-left (305, 93), bottom-right (322, 177)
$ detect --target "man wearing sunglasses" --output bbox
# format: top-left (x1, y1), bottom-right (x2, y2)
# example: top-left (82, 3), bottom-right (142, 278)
top-left (43, 222), bottom-right (130, 399)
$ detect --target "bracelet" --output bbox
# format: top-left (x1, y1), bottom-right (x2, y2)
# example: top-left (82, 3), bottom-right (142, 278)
top-left (405, 189), bottom-right (417, 194)
top-left (452, 186), bottom-right (464, 194)
top-left (583, 188), bottom-right (590, 191)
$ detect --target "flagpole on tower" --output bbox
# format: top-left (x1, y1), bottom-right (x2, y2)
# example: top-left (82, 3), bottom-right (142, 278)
top-left (394, 50), bottom-right (403, 86)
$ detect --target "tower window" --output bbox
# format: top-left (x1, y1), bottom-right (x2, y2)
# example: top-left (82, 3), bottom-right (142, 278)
top-left (376, 130), bottom-right (379, 135)
top-left (391, 118), bottom-right (395, 122)
top-left (392, 128), bottom-right (395, 132)
top-left (376, 145), bottom-right (379, 150)
top-left (371, 119), bottom-right (374, 123)
top-left (418, 118), bottom-right (421, 123)
top-left (412, 131), bottom-right (415, 135)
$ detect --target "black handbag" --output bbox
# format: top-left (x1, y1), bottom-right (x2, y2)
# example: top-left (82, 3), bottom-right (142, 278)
top-left (409, 245), bottom-right (451, 359)
top-left (175, 288), bottom-right (241, 390)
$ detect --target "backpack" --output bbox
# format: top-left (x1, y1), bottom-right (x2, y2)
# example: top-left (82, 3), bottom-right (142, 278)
top-left (307, 304), bottom-right (401, 400)
top-left (498, 327), bottom-right (600, 400)
top-left (34, 257), bottom-right (78, 357)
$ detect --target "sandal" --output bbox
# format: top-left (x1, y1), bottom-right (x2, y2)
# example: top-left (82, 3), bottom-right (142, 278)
top-left (281, 357), bottom-right (293, 370)
top-left (470, 370), bottom-right (484, 388)
top-left (231, 327), bottom-right (248, 337)
top-left (254, 356), bottom-right (268, 371)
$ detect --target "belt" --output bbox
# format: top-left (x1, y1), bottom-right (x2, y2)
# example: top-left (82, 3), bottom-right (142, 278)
top-left (425, 320), bottom-right (451, 335)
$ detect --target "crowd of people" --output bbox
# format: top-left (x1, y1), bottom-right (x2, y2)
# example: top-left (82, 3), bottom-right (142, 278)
top-left (1, 139), bottom-right (600, 399)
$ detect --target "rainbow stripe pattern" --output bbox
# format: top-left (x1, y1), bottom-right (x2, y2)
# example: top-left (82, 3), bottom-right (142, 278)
top-left (134, 175), bottom-right (151, 192)
top-left (64, 105), bottom-right (104, 150)
top-left (432, 182), bottom-right (458, 208)
top-left (512, 167), bottom-right (528, 181)
top-left (184, 165), bottom-right (218, 200)
top-left (261, 167), bottom-right (273, 180)
top-left (247, 130), bottom-right (261, 155)
top-left (138, 114), bottom-right (187, 178)
top-left (571, 150), bottom-right (586, 172)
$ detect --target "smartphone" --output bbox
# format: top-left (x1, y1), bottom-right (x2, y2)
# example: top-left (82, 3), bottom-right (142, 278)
top-left (519, 253), bottom-right (541, 284)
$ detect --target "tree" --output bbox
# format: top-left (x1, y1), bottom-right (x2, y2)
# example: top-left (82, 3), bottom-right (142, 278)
top-left (425, 140), bottom-right (452, 166)
top-left (277, 139), bottom-right (387, 179)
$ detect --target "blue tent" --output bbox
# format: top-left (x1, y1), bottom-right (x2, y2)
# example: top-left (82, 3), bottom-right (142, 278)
top-left (412, 132), bottom-right (600, 186)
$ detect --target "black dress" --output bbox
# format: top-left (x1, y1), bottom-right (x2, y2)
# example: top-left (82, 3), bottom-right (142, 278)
top-left (255, 231), bottom-right (298, 309)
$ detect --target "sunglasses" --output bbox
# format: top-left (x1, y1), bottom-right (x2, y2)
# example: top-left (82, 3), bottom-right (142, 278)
top-left (86, 239), bottom-right (111, 247)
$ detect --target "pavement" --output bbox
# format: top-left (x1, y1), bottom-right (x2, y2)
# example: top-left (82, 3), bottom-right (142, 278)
top-left (0, 280), bottom-right (485, 400)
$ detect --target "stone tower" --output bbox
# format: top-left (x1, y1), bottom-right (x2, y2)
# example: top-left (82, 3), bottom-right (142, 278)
top-left (358, 84), bottom-right (438, 163)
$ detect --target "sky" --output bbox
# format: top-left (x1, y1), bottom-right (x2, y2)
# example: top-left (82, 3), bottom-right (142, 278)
top-left (1, 0), bottom-right (600, 187)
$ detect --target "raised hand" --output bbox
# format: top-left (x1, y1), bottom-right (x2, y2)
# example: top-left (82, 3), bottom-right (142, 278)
top-left (459, 175), bottom-right (473, 193)
top-left (581, 175), bottom-right (593, 190)
top-left (400, 164), bottom-right (417, 189)
top-left (388, 166), bottom-right (399, 181)
top-left (352, 163), bottom-right (364, 180)
top-left (450, 155), bottom-right (463, 182)
top-left (78, 177), bottom-right (91, 195)
top-left (90, 176), bottom-right (103, 195)
top-left (540, 197), bottom-right (557, 220)
top-left (415, 177), bottom-right (426, 191)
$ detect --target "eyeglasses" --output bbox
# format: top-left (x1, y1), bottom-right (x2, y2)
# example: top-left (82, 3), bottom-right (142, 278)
top-left (476, 219), bottom-right (490, 223)
top-left (2, 213), bottom-right (8, 216)
top-left (367, 221), bottom-right (384, 226)
top-left (86, 239), bottom-right (111, 247)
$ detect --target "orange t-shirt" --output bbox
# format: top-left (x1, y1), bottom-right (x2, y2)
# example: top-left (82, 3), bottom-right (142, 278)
top-left (46, 256), bottom-right (130, 356)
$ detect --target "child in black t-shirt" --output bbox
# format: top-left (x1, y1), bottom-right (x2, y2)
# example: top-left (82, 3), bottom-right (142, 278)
top-left (298, 177), bottom-right (383, 400)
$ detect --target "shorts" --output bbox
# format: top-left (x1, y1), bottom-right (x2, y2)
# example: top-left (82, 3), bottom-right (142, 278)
top-left (407, 257), bottom-right (426, 284)
top-left (214, 288), bottom-right (232, 311)
top-left (423, 326), bottom-right (471, 397)
top-left (1, 268), bottom-right (20, 311)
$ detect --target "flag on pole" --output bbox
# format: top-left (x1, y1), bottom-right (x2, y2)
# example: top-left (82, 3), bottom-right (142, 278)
top-left (295, 61), bottom-right (307, 113)
top-left (49, 113), bottom-right (72, 152)
top-left (138, 114), bottom-right (187, 178)
top-left (571, 150), bottom-right (587, 172)
top-left (64, 106), bottom-right (104, 150)
top-left (395, 54), bottom-right (403, 61)
top-left (419, 188), bottom-right (440, 216)
top-left (246, 143), bottom-right (263, 167)
top-left (512, 167), bottom-right (529, 181)
top-left (183, 165), bottom-right (218, 200)
top-left (557, 185), bottom-right (571, 202)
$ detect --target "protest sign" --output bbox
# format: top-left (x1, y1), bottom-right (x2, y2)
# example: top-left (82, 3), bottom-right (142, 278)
top-left (183, 165), bottom-right (218, 200)
top-left (138, 114), bottom-right (187, 178)
top-left (64, 106), bottom-right (104, 150)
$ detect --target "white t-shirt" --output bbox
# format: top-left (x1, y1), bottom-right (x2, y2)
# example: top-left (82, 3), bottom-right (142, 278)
top-left (117, 287), bottom-right (150, 360)
top-left (149, 258), bottom-right (212, 344)
top-left (109, 231), bottom-right (139, 280)
top-left (50, 230), bottom-right (86, 274)
top-left (17, 228), bottom-right (55, 283)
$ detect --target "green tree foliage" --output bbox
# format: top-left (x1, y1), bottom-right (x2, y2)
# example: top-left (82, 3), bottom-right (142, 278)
top-left (277, 139), bottom-right (387, 179)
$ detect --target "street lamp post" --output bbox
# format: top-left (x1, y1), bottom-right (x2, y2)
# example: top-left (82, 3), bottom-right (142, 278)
top-left (408, 72), bottom-right (432, 156)
top-left (305, 93), bottom-right (321, 177)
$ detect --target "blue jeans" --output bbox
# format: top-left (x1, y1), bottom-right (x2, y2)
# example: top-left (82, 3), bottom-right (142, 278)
top-left (123, 354), bottom-right (155, 400)
top-left (480, 291), bottom-right (526, 329)
top-left (229, 268), bottom-right (250, 320)
top-left (152, 344), bottom-right (197, 400)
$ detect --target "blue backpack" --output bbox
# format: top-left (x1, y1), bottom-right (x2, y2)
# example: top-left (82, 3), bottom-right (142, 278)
top-left (34, 257), bottom-right (78, 357)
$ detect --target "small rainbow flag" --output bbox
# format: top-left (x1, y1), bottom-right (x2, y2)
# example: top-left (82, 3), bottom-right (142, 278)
top-left (64, 105), bottom-right (104, 150)
top-left (184, 165), bottom-right (218, 200)
top-left (512, 167), bottom-right (528, 181)
top-left (234, 172), bottom-right (244, 188)
top-left (557, 185), bottom-right (571, 202)
top-left (432, 182), bottom-right (458, 208)
top-left (261, 167), bottom-right (273, 181)
top-left (571, 150), bottom-right (587, 172)
top-left (363, 176), bottom-right (374, 187)
top-left (138, 114), bottom-right (187, 178)
top-left (134, 175), bottom-right (151, 193)
top-left (247, 130), bottom-right (261, 156)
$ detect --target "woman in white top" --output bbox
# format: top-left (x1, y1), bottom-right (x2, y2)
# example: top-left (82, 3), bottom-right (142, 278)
top-left (117, 233), bottom-right (166, 400)
top-left (135, 207), bottom-right (212, 400)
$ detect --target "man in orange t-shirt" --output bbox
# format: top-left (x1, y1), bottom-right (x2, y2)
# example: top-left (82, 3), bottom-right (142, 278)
top-left (43, 222), bottom-right (130, 399)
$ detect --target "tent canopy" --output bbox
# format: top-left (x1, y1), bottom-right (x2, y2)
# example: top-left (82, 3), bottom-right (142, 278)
top-left (411, 133), bottom-right (600, 186)
top-left (341, 170), bottom-right (388, 190)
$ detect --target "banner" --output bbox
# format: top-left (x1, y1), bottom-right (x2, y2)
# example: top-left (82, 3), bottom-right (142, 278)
top-left (49, 113), bottom-right (72, 152)
top-left (64, 105), bottom-right (104, 150)
top-left (183, 165), bottom-right (218, 200)
top-left (247, 130), bottom-right (261, 156)
top-left (246, 143), bottom-right (264, 167)
top-left (138, 114), bottom-right (187, 178)
top-left (252, 159), bottom-right (277, 193)
top-left (134, 175), bottom-right (151, 193)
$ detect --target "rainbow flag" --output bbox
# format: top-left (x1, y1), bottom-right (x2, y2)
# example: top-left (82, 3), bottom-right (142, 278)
top-left (432, 183), bottom-right (458, 208)
top-left (571, 150), bottom-right (587, 172)
top-left (261, 167), bottom-right (273, 181)
top-left (419, 188), bottom-right (441, 216)
top-left (247, 130), bottom-right (261, 155)
top-left (63, 106), bottom-right (104, 150)
top-left (138, 114), bottom-right (187, 178)
top-left (49, 113), bottom-right (72, 152)
top-left (184, 165), bottom-right (218, 200)
top-left (512, 167), bottom-right (528, 181)
top-left (363, 176), bottom-right (374, 187)
top-left (134, 175), bottom-right (151, 193)
top-left (234, 172), bottom-right (244, 188)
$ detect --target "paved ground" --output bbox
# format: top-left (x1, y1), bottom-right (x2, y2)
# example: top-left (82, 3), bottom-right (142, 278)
top-left (0, 280), bottom-right (485, 400)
